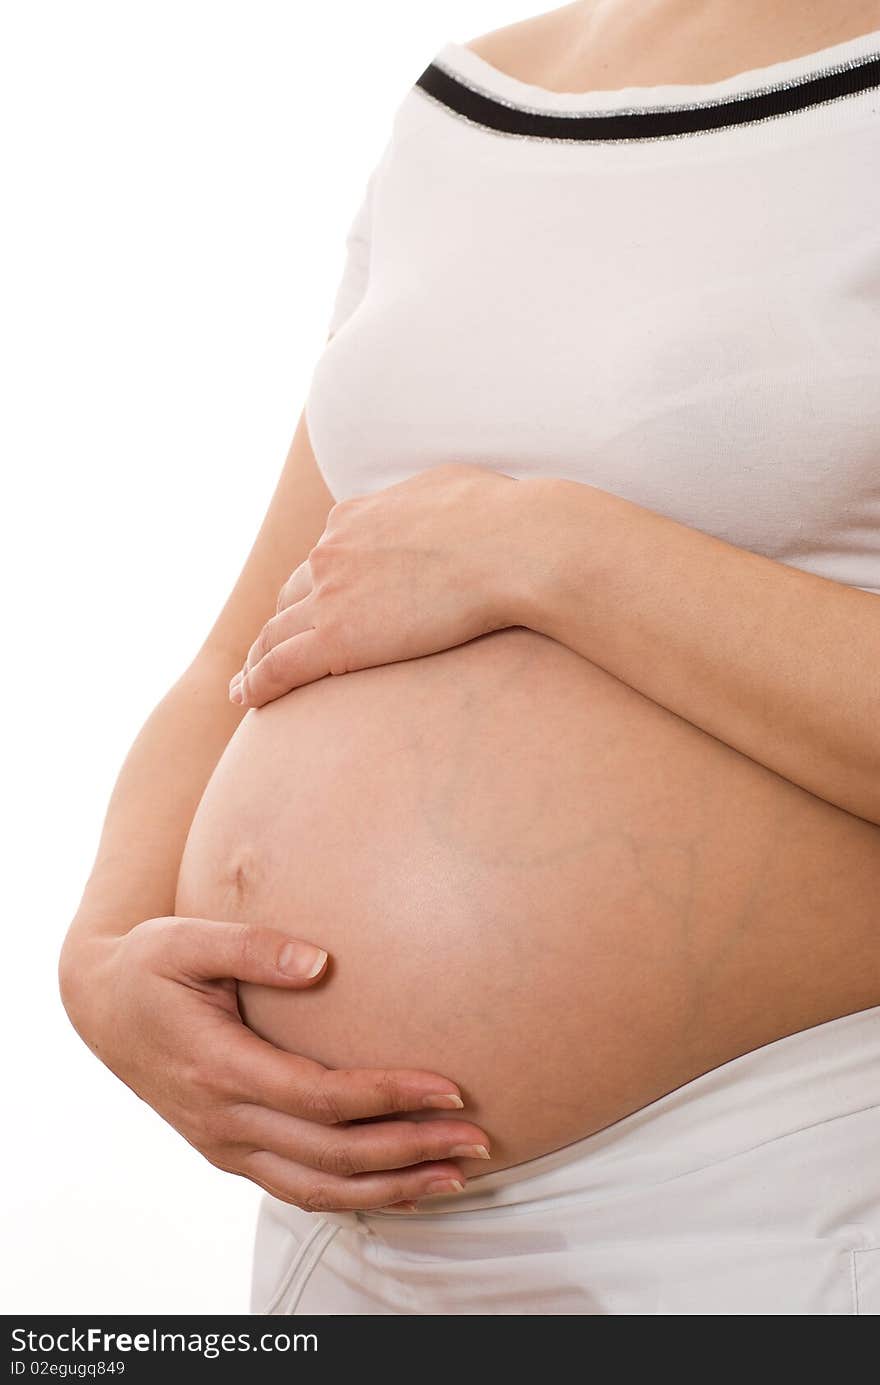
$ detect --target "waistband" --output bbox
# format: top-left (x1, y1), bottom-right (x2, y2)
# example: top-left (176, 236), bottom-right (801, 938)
top-left (368, 1004), bottom-right (880, 1219)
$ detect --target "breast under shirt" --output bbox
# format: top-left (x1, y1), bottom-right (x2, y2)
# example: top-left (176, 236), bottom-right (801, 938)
top-left (304, 29), bottom-right (880, 594)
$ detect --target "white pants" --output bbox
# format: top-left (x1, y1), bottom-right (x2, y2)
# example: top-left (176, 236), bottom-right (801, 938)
top-left (251, 1007), bottom-right (880, 1315)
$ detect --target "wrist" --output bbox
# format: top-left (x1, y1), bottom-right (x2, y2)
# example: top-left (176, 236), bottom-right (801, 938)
top-left (504, 475), bottom-right (605, 637)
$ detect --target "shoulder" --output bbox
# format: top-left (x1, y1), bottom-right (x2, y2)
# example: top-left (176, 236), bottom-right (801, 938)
top-left (461, 1), bottom-right (592, 72)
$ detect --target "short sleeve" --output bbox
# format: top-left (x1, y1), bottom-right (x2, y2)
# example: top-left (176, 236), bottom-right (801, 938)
top-left (325, 166), bottom-right (378, 339)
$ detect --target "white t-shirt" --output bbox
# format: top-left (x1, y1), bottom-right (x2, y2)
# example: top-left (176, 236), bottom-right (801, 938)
top-left (305, 28), bottom-right (880, 593)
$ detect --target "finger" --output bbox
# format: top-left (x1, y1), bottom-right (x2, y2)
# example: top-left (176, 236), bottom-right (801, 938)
top-left (153, 916), bottom-right (328, 987)
top-left (227, 566), bottom-right (314, 704)
top-left (242, 597), bottom-right (317, 679)
top-left (276, 559), bottom-right (313, 614)
top-left (237, 627), bottom-right (331, 707)
top-left (238, 1105), bottom-right (491, 1175)
top-left (243, 1150), bottom-right (467, 1212)
top-left (225, 1029), bottom-right (466, 1122)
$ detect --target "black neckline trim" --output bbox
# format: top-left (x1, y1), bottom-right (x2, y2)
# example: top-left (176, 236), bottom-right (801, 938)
top-left (414, 51), bottom-right (880, 141)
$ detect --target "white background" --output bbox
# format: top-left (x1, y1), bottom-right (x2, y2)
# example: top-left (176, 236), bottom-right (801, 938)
top-left (0, 0), bottom-right (529, 1314)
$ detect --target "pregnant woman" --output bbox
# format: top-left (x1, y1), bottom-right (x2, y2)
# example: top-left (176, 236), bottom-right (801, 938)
top-left (61, 0), bottom-right (880, 1315)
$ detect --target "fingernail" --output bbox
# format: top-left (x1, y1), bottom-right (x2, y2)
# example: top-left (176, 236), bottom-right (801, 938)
top-left (424, 1178), bottom-right (465, 1196)
top-left (278, 942), bottom-right (327, 978)
top-left (448, 1144), bottom-right (490, 1160)
top-left (381, 1201), bottom-right (419, 1214)
top-left (421, 1094), bottom-right (464, 1110)
top-left (229, 681), bottom-right (243, 705)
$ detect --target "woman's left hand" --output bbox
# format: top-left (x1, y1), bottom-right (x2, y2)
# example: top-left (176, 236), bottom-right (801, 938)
top-left (229, 463), bottom-right (525, 708)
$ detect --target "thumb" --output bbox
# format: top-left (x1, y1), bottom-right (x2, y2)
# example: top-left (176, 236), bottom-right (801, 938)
top-left (158, 917), bottom-right (328, 987)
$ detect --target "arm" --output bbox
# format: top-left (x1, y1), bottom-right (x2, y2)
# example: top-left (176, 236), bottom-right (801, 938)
top-left (510, 477), bottom-right (880, 827)
top-left (229, 461), bottom-right (880, 826)
top-left (60, 417), bottom-right (488, 1212)
top-left (63, 409), bottom-right (331, 958)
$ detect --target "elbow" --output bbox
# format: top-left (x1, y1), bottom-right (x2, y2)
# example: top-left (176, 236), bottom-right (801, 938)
top-left (57, 928), bottom-right (97, 1040)
top-left (58, 931), bottom-right (82, 1029)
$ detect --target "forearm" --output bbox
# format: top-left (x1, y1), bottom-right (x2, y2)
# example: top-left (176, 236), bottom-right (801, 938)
top-left (516, 477), bottom-right (880, 825)
top-left (63, 647), bottom-right (245, 967)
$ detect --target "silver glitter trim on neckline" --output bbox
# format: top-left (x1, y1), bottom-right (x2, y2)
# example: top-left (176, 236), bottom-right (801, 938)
top-left (431, 46), bottom-right (880, 121)
top-left (414, 81), bottom-right (876, 144)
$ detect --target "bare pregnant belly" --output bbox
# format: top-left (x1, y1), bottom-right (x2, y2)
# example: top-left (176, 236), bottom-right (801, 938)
top-left (175, 628), bottom-right (880, 1171)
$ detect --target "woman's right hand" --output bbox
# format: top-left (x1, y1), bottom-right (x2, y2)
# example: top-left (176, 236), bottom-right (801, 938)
top-left (59, 915), bottom-right (489, 1211)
